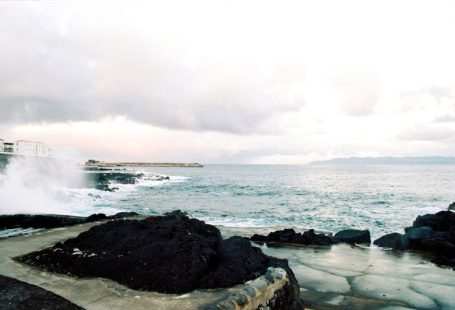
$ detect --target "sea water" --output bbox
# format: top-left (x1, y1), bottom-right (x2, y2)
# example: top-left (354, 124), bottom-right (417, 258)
top-left (82, 164), bottom-right (454, 239)
top-left (1, 162), bottom-right (455, 239)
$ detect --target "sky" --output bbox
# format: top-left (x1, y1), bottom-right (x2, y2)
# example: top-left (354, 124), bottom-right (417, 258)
top-left (1, 0), bottom-right (455, 164)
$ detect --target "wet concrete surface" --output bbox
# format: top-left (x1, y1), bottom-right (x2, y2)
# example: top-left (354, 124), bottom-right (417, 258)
top-left (1, 223), bottom-right (454, 309)
top-left (222, 226), bottom-right (455, 310)
top-left (0, 221), bottom-right (229, 310)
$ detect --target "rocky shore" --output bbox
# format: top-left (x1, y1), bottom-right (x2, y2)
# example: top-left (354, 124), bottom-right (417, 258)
top-left (374, 210), bottom-right (455, 268)
top-left (251, 228), bottom-right (371, 247)
top-left (84, 168), bottom-right (171, 192)
top-left (250, 209), bottom-right (455, 270)
top-left (11, 213), bottom-right (304, 309)
top-left (0, 274), bottom-right (82, 310)
top-left (84, 170), bottom-right (145, 192)
top-left (17, 215), bottom-right (302, 304)
top-left (0, 212), bottom-right (138, 230)
top-left (1, 206), bottom-right (454, 309)
top-left (85, 160), bottom-right (203, 168)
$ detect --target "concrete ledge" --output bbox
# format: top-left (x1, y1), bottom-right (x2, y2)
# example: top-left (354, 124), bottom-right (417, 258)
top-left (204, 267), bottom-right (296, 310)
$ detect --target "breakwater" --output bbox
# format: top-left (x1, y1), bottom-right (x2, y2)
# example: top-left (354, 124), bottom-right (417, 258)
top-left (85, 161), bottom-right (203, 168)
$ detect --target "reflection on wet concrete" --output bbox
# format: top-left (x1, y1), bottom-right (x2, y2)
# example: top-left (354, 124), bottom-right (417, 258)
top-left (225, 227), bottom-right (455, 310)
top-left (1, 223), bottom-right (454, 309)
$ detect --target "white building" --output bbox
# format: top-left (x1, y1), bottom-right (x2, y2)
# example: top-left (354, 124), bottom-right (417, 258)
top-left (2, 142), bottom-right (14, 153)
top-left (14, 140), bottom-right (50, 157)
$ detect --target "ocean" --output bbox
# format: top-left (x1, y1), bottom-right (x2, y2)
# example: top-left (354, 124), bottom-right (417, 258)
top-left (67, 164), bottom-right (455, 240)
top-left (2, 161), bottom-right (455, 309)
top-left (1, 160), bottom-right (454, 239)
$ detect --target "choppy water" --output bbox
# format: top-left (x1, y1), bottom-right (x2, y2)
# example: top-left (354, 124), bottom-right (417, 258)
top-left (80, 164), bottom-right (454, 239)
top-left (2, 162), bottom-right (455, 239)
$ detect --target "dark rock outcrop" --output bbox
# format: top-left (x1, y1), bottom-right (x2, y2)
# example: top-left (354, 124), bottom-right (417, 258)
top-left (251, 228), bottom-right (372, 247)
top-left (0, 212), bottom-right (139, 230)
top-left (0, 274), bottom-right (83, 310)
top-left (448, 202), bottom-right (455, 211)
top-left (373, 233), bottom-right (411, 250)
top-left (164, 209), bottom-right (188, 217)
top-left (109, 212), bottom-right (139, 219)
top-left (413, 211), bottom-right (455, 231)
top-left (333, 229), bottom-right (371, 244)
top-left (251, 228), bottom-right (333, 246)
top-left (404, 226), bottom-right (434, 240)
top-left (17, 214), bottom-right (303, 307)
top-left (0, 214), bottom-right (87, 230)
top-left (375, 210), bottom-right (455, 268)
top-left (85, 172), bottom-right (144, 192)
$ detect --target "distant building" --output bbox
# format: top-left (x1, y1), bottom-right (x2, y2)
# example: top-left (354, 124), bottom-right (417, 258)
top-left (0, 138), bottom-right (50, 157)
top-left (14, 140), bottom-right (50, 157)
top-left (3, 142), bottom-right (15, 153)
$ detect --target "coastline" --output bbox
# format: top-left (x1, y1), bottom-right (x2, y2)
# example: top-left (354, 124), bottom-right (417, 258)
top-left (85, 161), bottom-right (203, 168)
top-left (1, 212), bottom-right (454, 309)
top-left (1, 163), bottom-right (455, 309)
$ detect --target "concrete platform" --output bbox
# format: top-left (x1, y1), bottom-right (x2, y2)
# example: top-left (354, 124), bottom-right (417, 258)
top-left (0, 221), bottom-right (299, 310)
top-left (243, 229), bottom-right (455, 310)
top-left (0, 221), bottom-right (229, 309)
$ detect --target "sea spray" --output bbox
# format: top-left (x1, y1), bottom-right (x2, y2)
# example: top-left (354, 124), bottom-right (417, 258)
top-left (0, 156), bottom-right (85, 214)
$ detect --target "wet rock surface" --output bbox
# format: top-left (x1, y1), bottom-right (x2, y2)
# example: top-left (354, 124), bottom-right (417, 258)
top-left (333, 229), bottom-right (371, 245)
top-left (17, 215), bottom-right (303, 304)
top-left (250, 228), bottom-right (371, 247)
top-left (373, 233), bottom-right (411, 250)
top-left (85, 171), bottom-right (144, 191)
top-left (374, 210), bottom-right (455, 268)
top-left (0, 212), bottom-right (138, 230)
top-left (0, 274), bottom-right (83, 310)
top-left (251, 228), bottom-right (334, 246)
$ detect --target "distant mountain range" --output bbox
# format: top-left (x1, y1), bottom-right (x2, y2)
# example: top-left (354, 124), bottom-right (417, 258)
top-left (309, 156), bottom-right (455, 165)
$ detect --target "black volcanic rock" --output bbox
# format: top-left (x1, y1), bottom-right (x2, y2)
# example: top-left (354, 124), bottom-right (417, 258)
top-left (373, 233), bottom-right (411, 250)
top-left (85, 171), bottom-right (144, 192)
top-left (404, 226), bottom-right (434, 240)
top-left (0, 212), bottom-right (138, 230)
top-left (199, 236), bottom-right (269, 288)
top-left (375, 210), bottom-right (455, 268)
top-left (448, 202), bottom-right (455, 211)
top-left (413, 211), bottom-right (455, 231)
top-left (251, 228), bottom-right (373, 247)
top-left (85, 213), bottom-right (108, 222)
top-left (449, 226), bottom-right (455, 243)
top-left (251, 234), bottom-right (268, 243)
top-left (17, 215), bottom-right (299, 295)
top-left (251, 228), bottom-right (333, 246)
top-left (417, 238), bottom-right (455, 257)
top-left (0, 214), bottom-right (87, 230)
top-left (109, 212), bottom-right (139, 219)
top-left (164, 209), bottom-right (188, 217)
top-left (0, 274), bottom-right (83, 310)
top-left (333, 229), bottom-right (371, 244)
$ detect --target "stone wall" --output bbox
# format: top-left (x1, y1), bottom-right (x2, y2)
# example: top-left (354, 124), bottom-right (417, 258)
top-left (204, 267), bottom-right (303, 310)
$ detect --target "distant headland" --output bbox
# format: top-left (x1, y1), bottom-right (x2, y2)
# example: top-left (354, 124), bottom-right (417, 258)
top-left (85, 159), bottom-right (203, 168)
top-left (309, 156), bottom-right (455, 165)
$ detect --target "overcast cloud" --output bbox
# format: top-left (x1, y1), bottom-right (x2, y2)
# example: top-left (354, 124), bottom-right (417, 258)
top-left (1, 1), bottom-right (455, 163)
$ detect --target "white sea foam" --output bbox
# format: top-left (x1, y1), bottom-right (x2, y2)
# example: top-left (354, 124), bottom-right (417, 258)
top-left (0, 157), bottom-right (192, 217)
top-left (0, 156), bottom-right (87, 215)
top-left (136, 174), bottom-right (189, 188)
